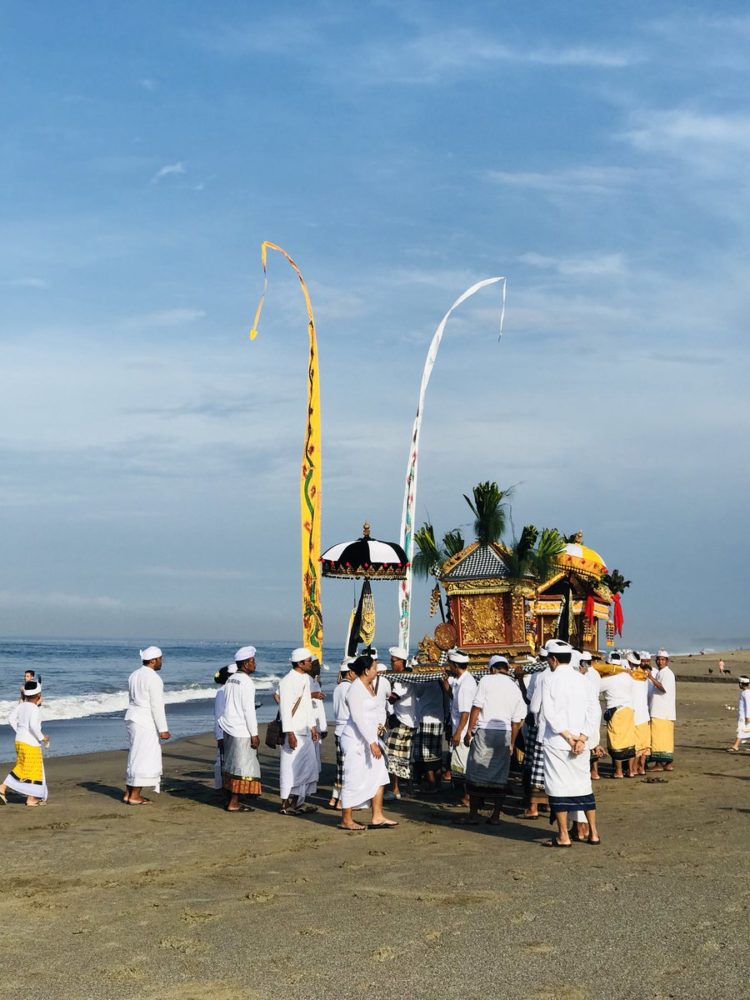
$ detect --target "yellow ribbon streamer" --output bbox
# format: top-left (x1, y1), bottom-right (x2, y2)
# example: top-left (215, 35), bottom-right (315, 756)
top-left (250, 242), bottom-right (323, 658)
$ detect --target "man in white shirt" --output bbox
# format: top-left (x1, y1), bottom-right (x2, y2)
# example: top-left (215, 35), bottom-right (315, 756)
top-left (541, 641), bottom-right (600, 847)
top-left (648, 649), bottom-right (677, 771)
top-left (123, 646), bottom-right (170, 805)
top-left (309, 658), bottom-right (328, 780)
top-left (385, 647), bottom-right (416, 800)
top-left (443, 649), bottom-right (477, 805)
top-left (459, 655), bottom-right (526, 826)
top-left (600, 654), bottom-right (637, 778)
top-left (219, 646), bottom-right (261, 812)
top-left (278, 647), bottom-right (320, 815)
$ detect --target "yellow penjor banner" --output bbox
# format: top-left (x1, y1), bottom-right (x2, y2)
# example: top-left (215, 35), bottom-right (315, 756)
top-left (250, 242), bottom-right (323, 657)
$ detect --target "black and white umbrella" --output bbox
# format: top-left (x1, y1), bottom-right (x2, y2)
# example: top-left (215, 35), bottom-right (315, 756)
top-left (321, 522), bottom-right (408, 580)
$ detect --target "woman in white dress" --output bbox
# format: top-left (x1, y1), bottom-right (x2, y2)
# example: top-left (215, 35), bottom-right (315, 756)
top-left (338, 656), bottom-right (398, 832)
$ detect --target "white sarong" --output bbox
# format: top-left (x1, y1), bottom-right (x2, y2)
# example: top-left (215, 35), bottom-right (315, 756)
top-left (279, 733), bottom-right (319, 803)
top-left (125, 720), bottom-right (162, 792)
top-left (339, 732), bottom-right (389, 810)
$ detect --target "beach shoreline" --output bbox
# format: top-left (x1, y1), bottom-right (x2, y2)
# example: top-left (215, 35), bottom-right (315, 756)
top-left (1, 675), bottom-right (748, 1000)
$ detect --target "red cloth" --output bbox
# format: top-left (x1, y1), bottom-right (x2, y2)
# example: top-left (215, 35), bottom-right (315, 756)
top-left (612, 593), bottom-right (624, 636)
top-left (584, 594), bottom-right (595, 623)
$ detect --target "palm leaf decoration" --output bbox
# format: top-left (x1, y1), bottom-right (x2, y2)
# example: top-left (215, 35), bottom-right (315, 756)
top-left (532, 527), bottom-right (566, 581)
top-left (412, 523), bottom-right (443, 580)
top-left (504, 525), bottom-right (565, 581)
top-left (442, 528), bottom-right (465, 558)
top-left (463, 481), bottom-right (514, 545)
top-left (602, 569), bottom-right (630, 595)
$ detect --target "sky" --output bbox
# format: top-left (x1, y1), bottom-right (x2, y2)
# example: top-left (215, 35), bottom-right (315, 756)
top-left (1, 1), bottom-right (749, 654)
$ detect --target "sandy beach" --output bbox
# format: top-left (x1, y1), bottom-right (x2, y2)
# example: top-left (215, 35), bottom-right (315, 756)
top-left (1, 659), bottom-right (748, 1000)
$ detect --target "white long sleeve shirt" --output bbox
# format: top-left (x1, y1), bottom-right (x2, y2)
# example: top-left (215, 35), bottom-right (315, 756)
top-left (542, 664), bottom-right (597, 750)
top-left (8, 702), bottom-right (44, 747)
top-left (278, 669), bottom-right (316, 735)
top-left (450, 671), bottom-right (478, 732)
top-left (219, 672), bottom-right (258, 738)
top-left (472, 673), bottom-right (526, 731)
top-left (632, 676), bottom-right (651, 726)
top-left (214, 687), bottom-right (226, 740)
top-left (599, 671), bottom-right (634, 712)
top-left (124, 666), bottom-right (168, 732)
top-left (391, 678), bottom-right (417, 728)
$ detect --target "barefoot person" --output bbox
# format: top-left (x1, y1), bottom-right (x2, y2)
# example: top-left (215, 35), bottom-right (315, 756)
top-left (278, 648), bottom-right (319, 815)
top-left (219, 647), bottom-right (262, 813)
top-left (338, 655), bottom-right (396, 831)
top-left (123, 646), bottom-right (170, 805)
top-left (727, 676), bottom-right (750, 752)
top-left (459, 655), bottom-right (526, 827)
top-left (648, 649), bottom-right (677, 771)
top-left (541, 641), bottom-right (600, 848)
top-left (0, 680), bottom-right (49, 807)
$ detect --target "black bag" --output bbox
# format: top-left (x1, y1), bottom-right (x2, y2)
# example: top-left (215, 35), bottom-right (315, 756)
top-left (265, 712), bottom-right (284, 749)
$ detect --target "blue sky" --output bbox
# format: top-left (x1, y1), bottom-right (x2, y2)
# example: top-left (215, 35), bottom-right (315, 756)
top-left (1, 2), bottom-right (748, 652)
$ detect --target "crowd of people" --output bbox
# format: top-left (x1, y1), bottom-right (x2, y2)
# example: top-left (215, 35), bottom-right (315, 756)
top-left (2, 646), bottom-right (749, 834)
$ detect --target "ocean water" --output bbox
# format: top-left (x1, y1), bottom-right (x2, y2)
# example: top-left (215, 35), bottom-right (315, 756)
top-left (0, 638), bottom-right (337, 760)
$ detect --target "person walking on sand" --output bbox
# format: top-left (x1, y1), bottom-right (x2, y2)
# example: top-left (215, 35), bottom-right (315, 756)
top-left (338, 655), bottom-right (397, 831)
top-left (540, 641), bottom-right (600, 848)
top-left (123, 646), bottom-right (170, 805)
top-left (456, 655), bottom-right (526, 827)
top-left (385, 648), bottom-right (416, 801)
top-left (648, 649), bottom-right (677, 771)
top-left (727, 676), bottom-right (750, 752)
top-left (212, 663), bottom-right (235, 794)
top-left (0, 679), bottom-right (50, 807)
top-left (629, 652), bottom-right (651, 776)
top-left (278, 648), bottom-right (320, 815)
top-left (219, 647), bottom-right (262, 812)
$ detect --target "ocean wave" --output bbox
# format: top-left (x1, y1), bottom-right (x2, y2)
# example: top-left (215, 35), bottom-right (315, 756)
top-left (0, 675), bottom-right (282, 724)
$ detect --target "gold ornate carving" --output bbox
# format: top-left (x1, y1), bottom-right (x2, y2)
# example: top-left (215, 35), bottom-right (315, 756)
top-left (417, 635), bottom-right (441, 664)
top-left (459, 594), bottom-right (506, 646)
top-left (511, 595), bottom-right (525, 644)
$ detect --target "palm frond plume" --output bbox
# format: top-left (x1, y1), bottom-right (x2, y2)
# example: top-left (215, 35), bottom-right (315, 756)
top-left (463, 481), bottom-right (514, 545)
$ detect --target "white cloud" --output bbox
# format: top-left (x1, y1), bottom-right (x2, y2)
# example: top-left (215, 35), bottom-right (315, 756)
top-left (123, 307), bottom-right (206, 329)
top-left (4, 276), bottom-right (48, 289)
top-left (485, 166), bottom-right (636, 196)
top-left (0, 590), bottom-right (122, 610)
top-left (151, 161), bottom-right (187, 183)
top-left (622, 109), bottom-right (750, 172)
top-left (518, 252), bottom-right (627, 277)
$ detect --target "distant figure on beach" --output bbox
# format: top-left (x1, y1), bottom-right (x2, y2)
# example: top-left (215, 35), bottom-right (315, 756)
top-left (1, 678), bottom-right (49, 807)
top-left (218, 647), bottom-right (261, 812)
top-left (278, 648), bottom-right (319, 816)
top-left (19, 669), bottom-right (39, 699)
top-left (718, 659), bottom-right (727, 675)
top-left (648, 649), bottom-right (676, 771)
top-left (727, 676), bottom-right (750, 752)
top-left (123, 646), bottom-right (170, 805)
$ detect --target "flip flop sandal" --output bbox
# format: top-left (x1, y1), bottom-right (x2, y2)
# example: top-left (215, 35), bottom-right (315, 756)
top-left (368, 822), bottom-right (398, 829)
top-left (543, 839), bottom-right (572, 848)
top-left (126, 798), bottom-right (152, 805)
top-left (587, 838), bottom-right (602, 845)
top-left (296, 804), bottom-right (318, 814)
top-left (225, 804), bottom-right (254, 812)
top-left (279, 807), bottom-right (302, 816)
top-left (337, 824), bottom-right (365, 832)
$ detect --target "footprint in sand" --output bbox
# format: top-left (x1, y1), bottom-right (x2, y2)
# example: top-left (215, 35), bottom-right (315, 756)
top-left (372, 946), bottom-right (397, 962)
top-left (181, 909), bottom-right (216, 925)
top-left (522, 942), bottom-right (556, 955)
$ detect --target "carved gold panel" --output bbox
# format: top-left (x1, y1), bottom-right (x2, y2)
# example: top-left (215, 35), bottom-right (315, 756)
top-left (458, 594), bottom-right (506, 646)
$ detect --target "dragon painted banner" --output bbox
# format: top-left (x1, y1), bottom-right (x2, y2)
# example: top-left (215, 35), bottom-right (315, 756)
top-left (250, 242), bottom-right (323, 658)
top-left (398, 277), bottom-right (507, 653)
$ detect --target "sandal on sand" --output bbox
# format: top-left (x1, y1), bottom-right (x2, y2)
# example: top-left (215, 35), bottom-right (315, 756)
top-left (225, 804), bottom-right (254, 812)
top-left (587, 837), bottom-right (601, 845)
top-left (126, 798), bottom-right (151, 805)
top-left (296, 804), bottom-right (318, 814)
top-left (337, 823), bottom-right (365, 832)
top-left (368, 821), bottom-right (398, 829)
top-left (726, 748), bottom-right (738, 753)
top-left (543, 838), bottom-right (571, 848)
top-left (279, 806), bottom-right (301, 816)
top-left (521, 811), bottom-right (539, 820)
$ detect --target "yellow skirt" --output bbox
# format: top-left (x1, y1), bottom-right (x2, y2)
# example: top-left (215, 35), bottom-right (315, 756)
top-left (635, 721), bottom-right (651, 754)
top-left (3, 741), bottom-right (48, 800)
top-left (649, 718), bottom-right (674, 763)
top-left (607, 706), bottom-right (636, 760)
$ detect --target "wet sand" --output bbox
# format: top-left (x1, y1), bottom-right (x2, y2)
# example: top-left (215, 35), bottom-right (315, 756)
top-left (1, 671), bottom-right (748, 1000)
